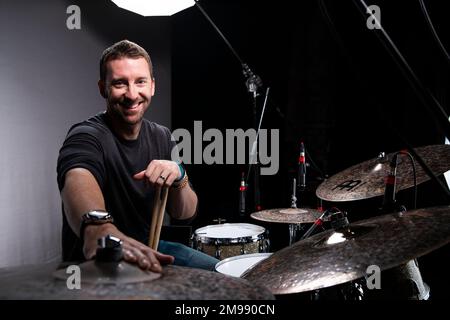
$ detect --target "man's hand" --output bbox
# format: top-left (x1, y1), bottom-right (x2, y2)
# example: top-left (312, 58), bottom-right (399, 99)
top-left (83, 223), bottom-right (174, 273)
top-left (133, 160), bottom-right (181, 187)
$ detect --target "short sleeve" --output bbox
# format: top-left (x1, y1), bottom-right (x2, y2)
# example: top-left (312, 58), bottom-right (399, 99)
top-left (57, 126), bottom-right (106, 191)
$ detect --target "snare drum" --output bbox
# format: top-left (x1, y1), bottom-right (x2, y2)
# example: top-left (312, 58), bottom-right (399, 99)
top-left (192, 223), bottom-right (269, 260)
top-left (215, 253), bottom-right (272, 277)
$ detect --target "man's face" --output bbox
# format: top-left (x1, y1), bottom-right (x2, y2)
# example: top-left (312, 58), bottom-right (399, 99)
top-left (101, 57), bottom-right (155, 126)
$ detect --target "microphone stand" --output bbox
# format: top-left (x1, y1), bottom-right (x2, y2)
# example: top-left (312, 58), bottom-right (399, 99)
top-left (193, 0), bottom-right (265, 214)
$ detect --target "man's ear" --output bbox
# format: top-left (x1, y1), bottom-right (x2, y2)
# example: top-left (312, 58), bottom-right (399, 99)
top-left (98, 80), bottom-right (107, 99)
top-left (151, 78), bottom-right (156, 97)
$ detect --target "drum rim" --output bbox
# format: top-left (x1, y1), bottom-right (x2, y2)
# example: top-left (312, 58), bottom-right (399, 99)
top-left (215, 253), bottom-right (273, 274)
top-left (194, 223), bottom-right (266, 244)
top-left (215, 253), bottom-right (273, 268)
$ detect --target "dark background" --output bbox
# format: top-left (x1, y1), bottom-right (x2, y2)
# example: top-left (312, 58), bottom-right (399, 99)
top-left (1, 0), bottom-right (447, 300)
top-left (172, 0), bottom-right (449, 299)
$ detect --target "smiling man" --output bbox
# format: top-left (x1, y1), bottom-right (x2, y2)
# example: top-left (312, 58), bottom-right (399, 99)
top-left (57, 40), bottom-right (218, 272)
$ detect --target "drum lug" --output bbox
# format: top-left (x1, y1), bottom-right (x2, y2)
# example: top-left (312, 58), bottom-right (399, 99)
top-left (239, 239), bottom-right (247, 255)
top-left (215, 240), bottom-right (221, 260)
top-left (260, 238), bottom-right (270, 252)
top-left (189, 234), bottom-right (195, 249)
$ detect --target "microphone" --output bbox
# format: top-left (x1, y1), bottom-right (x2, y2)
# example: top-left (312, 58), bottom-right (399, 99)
top-left (239, 172), bottom-right (247, 216)
top-left (298, 142), bottom-right (306, 190)
top-left (382, 153), bottom-right (399, 211)
top-left (300, 210), bottom-right (328, 240)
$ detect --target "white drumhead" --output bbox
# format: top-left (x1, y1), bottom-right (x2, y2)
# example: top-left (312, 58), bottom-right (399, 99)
top-left (215, 253), bottom-right (272, 277)
top-left (195, 223), bottom-right (265, 238)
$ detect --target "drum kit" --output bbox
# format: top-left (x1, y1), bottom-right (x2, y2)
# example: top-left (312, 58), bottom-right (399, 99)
top-left (0, 145), bottom-right (449, 300)
top-left (194, 144), bottom-right (450, 299)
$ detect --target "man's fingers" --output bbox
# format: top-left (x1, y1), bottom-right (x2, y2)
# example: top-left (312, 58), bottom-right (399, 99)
top-left (164, 172), bottom-right (177, 188)
top-left (123, 242), bottom-right (164, 272)
top-left (122, 247), bottom-right (137, 263)
top-left (154, 251), bottom-right (175, 265)
top-left (84, 246), bottom-right (96, 260)
top-left (133, 170), bottom-right (146, 180)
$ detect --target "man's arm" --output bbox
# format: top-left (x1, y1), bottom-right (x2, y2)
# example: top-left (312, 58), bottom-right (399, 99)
top-left (61, 168), bottom-right (174, 272)
top-left (166, 183), bottom-right (198, 220)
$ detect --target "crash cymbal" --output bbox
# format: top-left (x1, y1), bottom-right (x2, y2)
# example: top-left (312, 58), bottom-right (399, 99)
top-left (316, 144), bottom-right (450, 201)
top-left (251, 208), bottom-right (324, 224)
top-left (0, 262), bottom-right (274, 300)
top-left (242, 206), bottom-right (450, 295)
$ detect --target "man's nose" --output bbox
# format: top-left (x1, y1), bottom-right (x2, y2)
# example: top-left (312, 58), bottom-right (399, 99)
top-left (125, 84), bottom-right (139, 100)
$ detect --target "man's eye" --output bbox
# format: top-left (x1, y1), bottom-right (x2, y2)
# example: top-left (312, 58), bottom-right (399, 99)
top-left (113, 82), bottom-right (126, 88)
top-left (137, 80), bottom-right (147, 85)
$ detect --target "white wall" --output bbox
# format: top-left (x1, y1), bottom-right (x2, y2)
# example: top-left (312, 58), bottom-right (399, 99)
top-left (0, 0), bottom-right (171, 268)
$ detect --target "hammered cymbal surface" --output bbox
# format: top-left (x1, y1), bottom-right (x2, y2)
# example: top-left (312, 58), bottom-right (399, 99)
top-left (251, 208), bottom-right (324, 224)
top-left (0, 263), bottom-right (274, 300)
top-left (316, 145), bottom-right (450, 201)
top-left (242, 206), bottom-right (450, 295)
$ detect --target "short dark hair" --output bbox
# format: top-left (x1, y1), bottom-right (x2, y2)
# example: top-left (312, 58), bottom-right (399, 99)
top-left (99, 40), bottom-right (153, 81)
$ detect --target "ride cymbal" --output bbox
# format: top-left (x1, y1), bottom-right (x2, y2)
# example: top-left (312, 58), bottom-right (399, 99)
top-left (316, 144), bottom-right (450, 202)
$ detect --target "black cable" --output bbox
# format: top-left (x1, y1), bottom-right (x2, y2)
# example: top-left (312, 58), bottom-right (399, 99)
top-left (399, 151), bottom-right (418, 210)
top-left (351, 0), bottom-right (450, 140)
top-left (418, 0), bottom-right (450, 64)
top-left (305, 147), bottom-right (326, 180)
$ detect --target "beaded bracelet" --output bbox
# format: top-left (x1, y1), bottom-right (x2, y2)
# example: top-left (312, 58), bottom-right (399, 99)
top-left (172, 173), bottom-right (189, 190)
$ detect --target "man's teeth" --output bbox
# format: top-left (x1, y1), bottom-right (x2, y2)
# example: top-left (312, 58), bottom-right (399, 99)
top-left (120, 101), bottom-right (141, 108)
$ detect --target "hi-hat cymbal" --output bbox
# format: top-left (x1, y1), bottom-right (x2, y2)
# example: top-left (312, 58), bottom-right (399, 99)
top-left (251, 208), bottom-right (324, 224)
top-left (242, 206), bottom-right (450, 295)
top-left (0, 262), bottom-right (274, 300)
top-left (316, 144), bottom-right (450, 202)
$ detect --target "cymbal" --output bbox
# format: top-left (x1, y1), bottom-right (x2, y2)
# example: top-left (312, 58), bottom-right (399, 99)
top-left (53, 260), bottom-right (161, 284)
top-left (242, 206), bottom-right (450, 295)
top-left (0, 262), bottom-right (274, 300)
top-left (316, 144), bottom-right (450, 202)
top-left (251, 208), bottom-right (324, 224)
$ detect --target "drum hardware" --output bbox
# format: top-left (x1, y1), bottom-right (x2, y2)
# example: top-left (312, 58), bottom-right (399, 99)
top-left (289, 178), bottom-right (302, 245)
top-left (377, 152), bottom-right (430, 300)
top-left (213, 218), bottom-right (226, 224)
top-left (214, 239), bottom-right (222, 260)
top-left (288, 224), bottom-right (304, 245)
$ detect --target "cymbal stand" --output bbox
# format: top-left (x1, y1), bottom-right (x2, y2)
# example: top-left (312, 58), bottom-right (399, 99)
top-left (289, 178), bottom-right (303, 245)
top-left (377, 153), bottom-right (429, 300)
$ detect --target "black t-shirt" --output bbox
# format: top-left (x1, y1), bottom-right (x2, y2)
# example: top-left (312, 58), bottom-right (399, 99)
top-left (57, 112), bottom-right (176, 261)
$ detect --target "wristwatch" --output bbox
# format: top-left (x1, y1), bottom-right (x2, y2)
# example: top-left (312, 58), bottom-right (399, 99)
top-left (79, 210), bottom-right (114, 241)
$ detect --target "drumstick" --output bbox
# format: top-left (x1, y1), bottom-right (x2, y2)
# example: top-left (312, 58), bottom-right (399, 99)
top-left (153, 187), bottom-right (169, 250)
top-left (148, 186), bottom-right (162, 248)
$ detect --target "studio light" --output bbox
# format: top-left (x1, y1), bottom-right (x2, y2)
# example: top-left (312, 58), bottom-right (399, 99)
top-left (111, 0), bottom-right (195, 16)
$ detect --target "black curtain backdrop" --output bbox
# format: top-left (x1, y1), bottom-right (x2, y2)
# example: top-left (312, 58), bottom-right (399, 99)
top-left (173, 0), bottom-right (449, 299)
